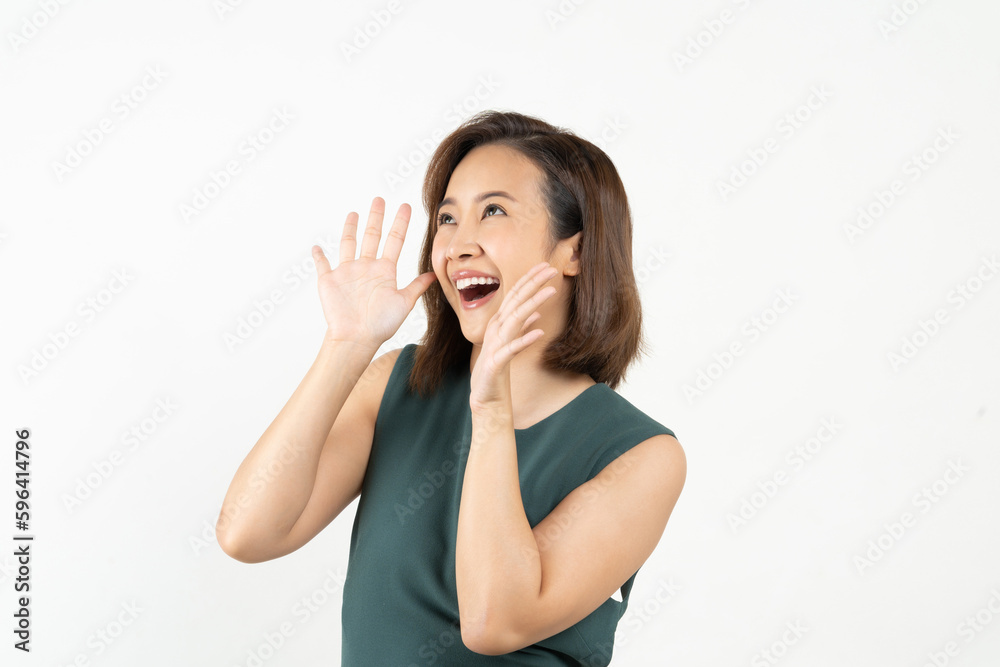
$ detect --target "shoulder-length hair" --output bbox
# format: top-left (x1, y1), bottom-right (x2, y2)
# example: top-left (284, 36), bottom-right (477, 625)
top-left (408, 109), bottom-right (649, 397)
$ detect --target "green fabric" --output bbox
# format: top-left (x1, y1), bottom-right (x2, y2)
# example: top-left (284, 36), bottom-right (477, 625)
top-left (341, 344), bottom-right (675, 666)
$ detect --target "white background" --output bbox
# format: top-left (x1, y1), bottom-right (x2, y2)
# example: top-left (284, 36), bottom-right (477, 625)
top-left (2, 1), bottom-right (999, 665)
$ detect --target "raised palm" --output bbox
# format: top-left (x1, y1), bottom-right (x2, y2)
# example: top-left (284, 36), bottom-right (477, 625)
top-left (313, 197), bottom-right (437, 347)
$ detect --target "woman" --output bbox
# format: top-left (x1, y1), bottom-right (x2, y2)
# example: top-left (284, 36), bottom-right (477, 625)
top-left (217, 110), bottom-right (686, 665)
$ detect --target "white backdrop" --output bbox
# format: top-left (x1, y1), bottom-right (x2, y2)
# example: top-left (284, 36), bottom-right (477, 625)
top-left (2, 1), bottom-right (999, 665)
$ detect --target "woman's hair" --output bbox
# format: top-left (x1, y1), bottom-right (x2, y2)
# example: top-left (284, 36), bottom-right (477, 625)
top-left (408, 109), bottom-right (649, 397)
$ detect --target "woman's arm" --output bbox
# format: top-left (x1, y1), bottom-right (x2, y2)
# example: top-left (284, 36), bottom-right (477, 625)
top-left (458, 418), bottom-right (685, 654)
top-left (216, 196), bottom-right (436, 563)
top-left (215, 337), bottom-right (382, 563)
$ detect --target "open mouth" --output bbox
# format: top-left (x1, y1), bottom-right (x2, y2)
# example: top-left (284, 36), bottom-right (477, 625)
top-left (459, 281), bottom-right (500, 303)
top-left (455, 277), bottom-right (500, 308)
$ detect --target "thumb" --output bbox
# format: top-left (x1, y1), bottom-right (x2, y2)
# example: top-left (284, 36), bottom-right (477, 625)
top-left (401, 271), bottom-right (438, 307)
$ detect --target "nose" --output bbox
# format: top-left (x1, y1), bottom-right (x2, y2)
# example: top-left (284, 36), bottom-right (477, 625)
top-left (445, 220), bottom-right (482, 261)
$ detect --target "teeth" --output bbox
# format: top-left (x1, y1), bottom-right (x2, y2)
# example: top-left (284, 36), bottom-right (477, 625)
top-left (456, 276), bottom-right (499, 290)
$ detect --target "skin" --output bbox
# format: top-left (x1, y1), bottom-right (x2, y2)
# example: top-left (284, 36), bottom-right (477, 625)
top-left (430, 144), bottom-right (687, 655)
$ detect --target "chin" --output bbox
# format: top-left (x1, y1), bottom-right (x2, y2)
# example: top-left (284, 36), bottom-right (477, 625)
top-left (457, 323), bottom-right (485, 346)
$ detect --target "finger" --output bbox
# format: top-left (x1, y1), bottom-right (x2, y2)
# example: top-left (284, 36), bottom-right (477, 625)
top-left (508, 262), bottom-right (551, 300)
top-left (312, 245), bottom-right (332, 277)
top-left (517, 328), bottom-right (545, 349)
top-left (400, 270), bottom-right (438, 308)
top-left (381, 203), bottom-right (412, 264)
top-left (511, 286), bottom-right (556, 324)
top-left (519, 311), bottom-right (541, 333)
top-left (500, 264), bottom-right (558, 322)
top-left (505, 307), bottom-right (542, 338)
top-left (339, 211), bottom-right (359, 265)
top-left (359, 197), bottom-right (386, 259)
top-left (498, 262), bottom-right (553, 321)
top-left (495, 328), bottom-right (545, 367)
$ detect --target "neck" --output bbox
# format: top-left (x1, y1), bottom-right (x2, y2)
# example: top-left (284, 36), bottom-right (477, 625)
top-left (469, 340), bottom-right (595, 428)
top-left (465, 285), bottom-right (593, 425)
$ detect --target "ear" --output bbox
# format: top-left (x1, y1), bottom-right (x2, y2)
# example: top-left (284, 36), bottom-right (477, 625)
top-left (559, 231), bottom-right (583, 277)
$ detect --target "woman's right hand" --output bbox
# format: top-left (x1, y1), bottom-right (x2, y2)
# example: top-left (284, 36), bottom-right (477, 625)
top-left (312, 197), bottom-right (438, 348)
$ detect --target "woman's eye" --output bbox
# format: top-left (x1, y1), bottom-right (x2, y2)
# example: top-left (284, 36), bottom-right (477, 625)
top-left (437, 205), bottom-right (503, 226)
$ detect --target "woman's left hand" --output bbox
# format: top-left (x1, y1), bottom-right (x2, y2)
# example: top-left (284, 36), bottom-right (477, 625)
top-left (469, 261), bottom-right (559, 412)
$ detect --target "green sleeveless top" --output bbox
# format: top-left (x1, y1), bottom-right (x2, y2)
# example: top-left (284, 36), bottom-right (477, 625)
top-left (341, 344), bottom-right (675, 666)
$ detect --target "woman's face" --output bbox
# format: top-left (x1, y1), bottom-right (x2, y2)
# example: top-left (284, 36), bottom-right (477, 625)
top-left (431, 143), bottom-right (579, 344)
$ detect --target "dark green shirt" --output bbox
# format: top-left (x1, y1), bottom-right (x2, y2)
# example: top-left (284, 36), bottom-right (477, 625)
top-left (341, 344), bottom-right (675, 666)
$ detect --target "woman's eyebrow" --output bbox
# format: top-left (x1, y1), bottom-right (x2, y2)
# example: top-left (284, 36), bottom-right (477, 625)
top-left (439, 191), bottom-right (518, 208)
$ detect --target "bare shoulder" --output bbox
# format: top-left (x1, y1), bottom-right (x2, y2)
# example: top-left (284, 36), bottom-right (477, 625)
top-left (354, 346), bottom-right (407, 416)
top-left (641, 432), bottom-right (685, 464)
top-left (592, 432), bottom-right (686, 544)
top-left (639, 433), bottom-right (685, 477)
top-left (600, 433), bottom-right (686, 493)
top-left (367, 345), bottom-right (406, 376)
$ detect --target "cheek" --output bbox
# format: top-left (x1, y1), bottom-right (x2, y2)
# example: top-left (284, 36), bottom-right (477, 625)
top-left (431, 239), bottom-right (447, 271)
top-left (430, 239), bottom-right (452, 291)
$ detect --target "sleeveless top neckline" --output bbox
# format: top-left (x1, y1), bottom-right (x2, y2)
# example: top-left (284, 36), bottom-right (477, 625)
top-left (458, 372), bottom-right (605, 434)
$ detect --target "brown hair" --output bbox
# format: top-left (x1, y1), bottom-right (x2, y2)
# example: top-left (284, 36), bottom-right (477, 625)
top-left (408, 109), bottom-right (649, 397)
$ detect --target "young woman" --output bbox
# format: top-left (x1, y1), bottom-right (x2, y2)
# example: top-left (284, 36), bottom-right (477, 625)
top-left (217, 110), bottom-right (686, 665)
